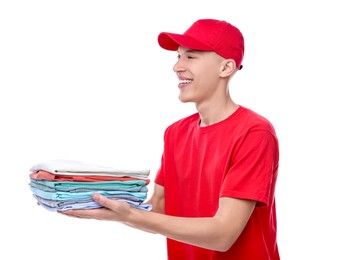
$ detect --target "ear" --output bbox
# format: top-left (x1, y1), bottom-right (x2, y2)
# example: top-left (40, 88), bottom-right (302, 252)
top-left (219, 59), bottom-right (236, 77)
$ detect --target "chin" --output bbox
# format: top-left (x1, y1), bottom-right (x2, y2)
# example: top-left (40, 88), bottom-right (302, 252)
top-left (178, 94), bottom-right (193, 103)
top-left (178, 97), bottom-right (190, 103)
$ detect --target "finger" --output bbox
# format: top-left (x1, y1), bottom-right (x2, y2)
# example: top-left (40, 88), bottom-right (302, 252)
top-left (92, 193), bottom-right (131, 215)
top-left (58, 210), bottom-right (82, 218)
top-left (59, 208), bottom-right (102, 218)
top-left (92, 193), bottom-right (120, 209)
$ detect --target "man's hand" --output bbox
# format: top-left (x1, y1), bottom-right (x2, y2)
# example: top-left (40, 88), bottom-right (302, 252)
top-left (59, 193), bottom-right (132, 222)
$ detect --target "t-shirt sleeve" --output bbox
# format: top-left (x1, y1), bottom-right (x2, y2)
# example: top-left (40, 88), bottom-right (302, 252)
top-left (220, 129), bottom-right (279, 207)
top-left (154, 157), bottom-right (165, 186)
top-left (154, 126), bottom-right (170, 187)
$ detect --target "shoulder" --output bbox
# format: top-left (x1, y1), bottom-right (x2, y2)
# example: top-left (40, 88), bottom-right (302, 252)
top-left (164, 113), bottom-right (199, 134)
top-left (234, 106), bottom-right (276, 135)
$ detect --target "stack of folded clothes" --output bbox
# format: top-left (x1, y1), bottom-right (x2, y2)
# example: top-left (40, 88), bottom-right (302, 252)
top-left (29, 159), bottom-right (152, 211)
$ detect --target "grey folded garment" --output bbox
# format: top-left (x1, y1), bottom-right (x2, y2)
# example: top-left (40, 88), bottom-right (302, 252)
top-left (33, 194), bottom-right (152, 211)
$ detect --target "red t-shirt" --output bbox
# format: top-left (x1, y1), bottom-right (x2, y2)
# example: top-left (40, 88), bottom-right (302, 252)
top-left (155, 106), bottom-right (280, 260)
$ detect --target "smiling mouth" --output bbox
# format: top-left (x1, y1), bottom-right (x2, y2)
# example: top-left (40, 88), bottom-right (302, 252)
top-left (178, 79), bottom-right (192, 88)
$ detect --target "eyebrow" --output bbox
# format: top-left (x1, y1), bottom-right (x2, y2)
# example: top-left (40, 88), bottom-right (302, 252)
top-left (177, 49), bottom-right (204, 55)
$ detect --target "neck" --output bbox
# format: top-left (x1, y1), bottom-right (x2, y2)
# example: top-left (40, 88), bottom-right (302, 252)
top-left (197, 99), bottom-right (239, 127)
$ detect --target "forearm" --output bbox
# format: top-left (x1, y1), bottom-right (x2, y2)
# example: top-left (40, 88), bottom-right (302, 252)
top-left (125, 208), bottom-right (233, 252)
top-left (60, 193), bottom-right (254, 252)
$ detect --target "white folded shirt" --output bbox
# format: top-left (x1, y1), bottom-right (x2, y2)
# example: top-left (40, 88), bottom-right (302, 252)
top-left (30, 159), bottom-right (150, 179)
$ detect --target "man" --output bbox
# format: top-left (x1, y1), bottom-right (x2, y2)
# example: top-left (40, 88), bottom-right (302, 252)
top-left (62, 19), bottom-right (280, 260)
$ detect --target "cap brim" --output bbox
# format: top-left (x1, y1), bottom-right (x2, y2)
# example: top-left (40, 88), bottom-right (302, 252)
top-left (158, 32), bottom-right (211, 51)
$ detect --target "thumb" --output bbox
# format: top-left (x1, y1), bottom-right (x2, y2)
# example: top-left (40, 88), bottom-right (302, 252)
top-left (92, 193), bottom-right (123, 210)
top-left (92, 193), bottom-right (110, 205)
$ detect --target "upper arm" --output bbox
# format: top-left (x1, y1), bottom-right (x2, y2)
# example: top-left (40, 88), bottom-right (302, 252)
top-left (214, 196), bottom-right (256, 250)
top-left (146, 184), bottom-right (165, 214)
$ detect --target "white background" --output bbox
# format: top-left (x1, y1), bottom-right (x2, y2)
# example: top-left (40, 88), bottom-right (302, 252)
top-left (1, 1), bottom-right (336, 259)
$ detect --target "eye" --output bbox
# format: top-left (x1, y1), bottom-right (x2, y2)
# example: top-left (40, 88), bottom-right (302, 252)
top-left (176, 54), bottom-right (181, 59)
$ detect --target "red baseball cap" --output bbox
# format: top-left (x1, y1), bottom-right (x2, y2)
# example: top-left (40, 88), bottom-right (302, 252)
top-left (158, 19), bottom-right (244, 70)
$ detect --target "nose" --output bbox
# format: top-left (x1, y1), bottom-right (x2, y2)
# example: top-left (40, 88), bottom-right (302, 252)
top-left (173, 59), bottom-right (184, 76)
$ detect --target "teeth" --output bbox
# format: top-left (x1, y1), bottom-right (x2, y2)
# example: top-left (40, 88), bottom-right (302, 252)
top-left (179, 79), bottom-right (192, 84)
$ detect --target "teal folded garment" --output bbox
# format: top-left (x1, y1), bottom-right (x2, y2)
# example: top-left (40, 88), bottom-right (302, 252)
top-left (29, 178), bottom-right (148, 192)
